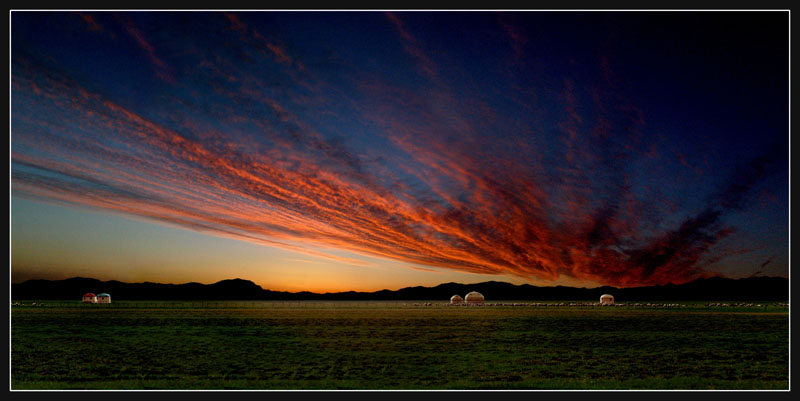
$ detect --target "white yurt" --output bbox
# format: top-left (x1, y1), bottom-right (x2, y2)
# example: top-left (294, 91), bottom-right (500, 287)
top-left (450, 295), bottom-right (464, 305)
top-left (464, 291), bottom-right (485, 305)
top-left (600, 294), bottom-right (614, 305)
top-left (82, 293), bottom-right (97, 303)
top-left (96, 293), bottom-right (111, 304)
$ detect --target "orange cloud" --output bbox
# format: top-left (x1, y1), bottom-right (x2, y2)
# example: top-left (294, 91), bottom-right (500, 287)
top-left (12, 20), bottom-right (774, 289)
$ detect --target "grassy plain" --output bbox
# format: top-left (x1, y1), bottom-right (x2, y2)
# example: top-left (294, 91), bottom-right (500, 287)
top-left (10, 302), bottom-right (789, 389)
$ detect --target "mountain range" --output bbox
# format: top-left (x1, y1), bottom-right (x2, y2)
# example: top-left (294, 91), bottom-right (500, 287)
top-left (11, 276), bottom-right (789, 301)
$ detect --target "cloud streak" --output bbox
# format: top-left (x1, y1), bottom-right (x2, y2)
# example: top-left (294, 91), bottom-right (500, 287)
top-left (11, 12), bottom-right (787, 287)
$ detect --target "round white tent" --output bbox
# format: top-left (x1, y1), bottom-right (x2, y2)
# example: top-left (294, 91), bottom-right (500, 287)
top-left (600, 294), bottom-right (614, 305)
top-left (82, 293), bottom-right (96, 303)
top-left (464, 291), bottom-right (485, 305)
top-left (450, 295), bottom-right (464, 305)
top-left (96, 293), bottom-right (111, 304)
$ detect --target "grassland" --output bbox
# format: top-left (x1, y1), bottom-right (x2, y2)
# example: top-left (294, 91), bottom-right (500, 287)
top-left (10, 302), bottom-right (789, 390)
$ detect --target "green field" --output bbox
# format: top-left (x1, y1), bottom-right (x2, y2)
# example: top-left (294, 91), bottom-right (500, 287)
top-left (11, 302), bottom-right (789, 389)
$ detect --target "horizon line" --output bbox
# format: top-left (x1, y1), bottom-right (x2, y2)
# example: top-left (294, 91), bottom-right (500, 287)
top-left (10, 274), bottom-right (789, 295)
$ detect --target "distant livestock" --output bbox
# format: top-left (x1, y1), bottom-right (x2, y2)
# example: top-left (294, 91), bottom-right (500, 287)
top-left (450, 295), bottom-right (464, 305)
top-left (600, 294), bottom-right (615, 305)
top-left (464, 291), bottom-right (485, 305)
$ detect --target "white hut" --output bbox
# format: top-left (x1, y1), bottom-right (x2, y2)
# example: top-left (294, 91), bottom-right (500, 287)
top-left (600, 294), bottom-right (615, 305)
top-left (450, 295), bottom-right (464, 305)
top-left (96, 293), bottom-right (111, 304)
top-left (464, 291), bottom-right (485, 305)
top-left (82, 293), bottom-right (97, 303)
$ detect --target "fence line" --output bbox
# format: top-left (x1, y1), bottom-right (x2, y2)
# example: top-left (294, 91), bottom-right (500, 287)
top-left (10, 300), bottom-right (790, 310)
top-left (10, 300), bottom-right (459, 309)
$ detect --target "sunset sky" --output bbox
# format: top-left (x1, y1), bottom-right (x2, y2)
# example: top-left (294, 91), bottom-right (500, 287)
top-left (10, 11), bottom-right (789, 292)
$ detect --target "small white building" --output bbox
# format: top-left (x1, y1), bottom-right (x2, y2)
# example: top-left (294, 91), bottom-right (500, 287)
top-left (450, 295), bottom-right (464, 305)
top-left (464, 291), bottom-right (485, 305)
top-left (96, 293), bottom-right (111, 304)
top-left (82, 293), bottom-right (97, 303)
top-left (600, 294), bottom-right (615, 305)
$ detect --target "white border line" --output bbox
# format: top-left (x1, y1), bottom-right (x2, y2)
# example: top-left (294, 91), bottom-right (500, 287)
top-left (8, 9), bottom-right (791, 392)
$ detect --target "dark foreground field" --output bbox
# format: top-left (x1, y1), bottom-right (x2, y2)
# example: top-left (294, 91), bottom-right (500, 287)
top-left (11, 302), bottom-right (789, 389)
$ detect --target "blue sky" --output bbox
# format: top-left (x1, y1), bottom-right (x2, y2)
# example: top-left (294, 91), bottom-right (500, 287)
top-left (11, 11), bottom-right (789, 290)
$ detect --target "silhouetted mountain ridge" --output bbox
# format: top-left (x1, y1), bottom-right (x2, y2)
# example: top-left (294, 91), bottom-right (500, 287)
top-left (11, 276), bottom-right (788, 301)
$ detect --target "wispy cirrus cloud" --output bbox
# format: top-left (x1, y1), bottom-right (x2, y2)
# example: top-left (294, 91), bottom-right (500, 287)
top-left (11, 12), bottom-right (787, 287)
